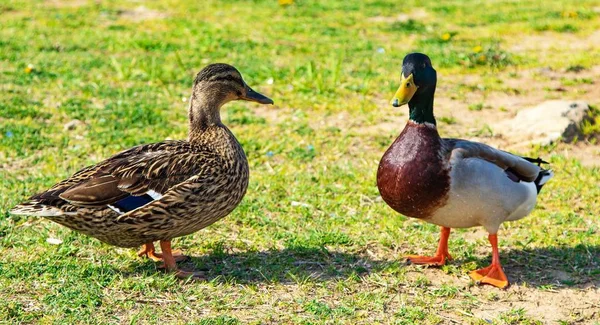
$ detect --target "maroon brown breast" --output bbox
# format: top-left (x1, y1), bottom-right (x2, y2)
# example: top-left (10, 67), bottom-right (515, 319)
top-left (377, 122), bottom-right (450, 219)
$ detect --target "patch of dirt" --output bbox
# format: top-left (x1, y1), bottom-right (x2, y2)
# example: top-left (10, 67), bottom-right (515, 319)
top-left (252, 105), bottom-right (287, 125)
top-left (558, 142), bottom-right (600, 167)
top-left (45, 0), bottom-right (90, 8)
top-left (402, 267), bottom-right (600, 323)
top-left (404, 268), bottom-right (459, 287)
top-left (458, 228), bottom-right (490, 243)
top-left (118, 6), bottom-right (167, 21)
top-left (469, 285), bottom-right (599, 324)
top-left (511, 30), bottom-right (600, 53)
top-left (456, 66), bottom-right (600, 165)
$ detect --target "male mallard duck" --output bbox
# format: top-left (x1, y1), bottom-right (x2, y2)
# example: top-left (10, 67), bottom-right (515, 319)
top-left (377, 53), bottom-right (553, 288)
top-left (11, 63), bottom-right (273, 278)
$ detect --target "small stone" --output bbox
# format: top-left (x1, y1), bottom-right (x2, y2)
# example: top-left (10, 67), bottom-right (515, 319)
top-left (64, 119), bottom-right (83, 131)
top-left (492, 100), bottom-right (592, 145)
top-left (46, 238), bottom-right (63, 245)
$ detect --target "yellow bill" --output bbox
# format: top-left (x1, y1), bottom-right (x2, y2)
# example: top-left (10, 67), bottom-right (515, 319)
top-left (391, 73), bottom-right (418, 107)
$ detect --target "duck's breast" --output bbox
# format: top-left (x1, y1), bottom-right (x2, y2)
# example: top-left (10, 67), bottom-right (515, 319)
top-left (377, 122), bottom-right (450, 219)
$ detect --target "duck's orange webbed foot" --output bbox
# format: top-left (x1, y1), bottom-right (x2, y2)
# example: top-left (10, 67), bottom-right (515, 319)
top-left (159, 240), bottom-right (204, 279)
top-left (469, 263), bottom-right (509, 288)
top-left (406, 252), bottom-right (452, 266)
top-left (406, 227), bottom-right (453, 266)
top-left (469, 234), bottom-right (510, 289)
top-left (138, 242), bottom-right (189, 263)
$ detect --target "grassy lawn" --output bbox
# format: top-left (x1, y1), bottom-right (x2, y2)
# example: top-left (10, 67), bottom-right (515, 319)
top-left (1, 0), bottom-right (600, 323)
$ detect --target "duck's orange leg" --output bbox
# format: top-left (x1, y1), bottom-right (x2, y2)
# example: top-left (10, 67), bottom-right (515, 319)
top-left (138, 241), bottom-right (188, 262)
top-left (469, 234), bottom-right (509, 289)
top-left (159, 240), bottom-right (204, 279)
top-left (137, 242), bottom-right (164, 262)
top-left (406, 227), bottom-right (453, 266)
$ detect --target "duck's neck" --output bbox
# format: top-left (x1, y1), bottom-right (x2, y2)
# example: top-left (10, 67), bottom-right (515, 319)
top-left (408, 86), bottom-right (436, 126)
top-left (188, 91), bottom-right (225, 141)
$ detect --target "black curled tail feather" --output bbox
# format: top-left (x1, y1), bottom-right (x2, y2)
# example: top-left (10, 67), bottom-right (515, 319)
top-left (522, 156), bottom-right (553, 194)
top-left (533, 169), bottom-right (554, 193)
top-left (522, 157), bottom-right (549, 166)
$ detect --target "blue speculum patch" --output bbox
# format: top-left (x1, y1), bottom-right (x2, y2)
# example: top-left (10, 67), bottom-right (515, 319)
top-left (112, 194), bottom-right (154, 212)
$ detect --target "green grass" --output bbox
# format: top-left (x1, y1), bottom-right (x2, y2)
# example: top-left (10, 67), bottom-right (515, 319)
top-left (1, 0), bottom-right (600, 323)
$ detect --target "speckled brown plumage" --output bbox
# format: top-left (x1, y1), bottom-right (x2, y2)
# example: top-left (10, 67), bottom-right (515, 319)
top-left (32, 130), bottom-right (248, 248)
top-left (11, 64), bottom-right (273, 254)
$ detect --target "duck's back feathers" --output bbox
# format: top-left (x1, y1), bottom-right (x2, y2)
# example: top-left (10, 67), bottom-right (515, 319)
top-left (443, 139), bottom-right (541, 182)
top-left (442, 139), bottom-right (553, 191)
top-left (10, 137), bottom-right (249, 247)
top-left (11, 140), bottom-right (223, 217)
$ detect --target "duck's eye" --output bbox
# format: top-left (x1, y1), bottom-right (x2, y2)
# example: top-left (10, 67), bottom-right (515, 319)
top-left (406, 83), bottom-right (411, 88)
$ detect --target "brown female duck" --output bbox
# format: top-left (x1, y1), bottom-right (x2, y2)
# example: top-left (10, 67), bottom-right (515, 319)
top-left (11, 63), bottom-right (273, 278)
top-left (377, 53), bottom-right (553, 288)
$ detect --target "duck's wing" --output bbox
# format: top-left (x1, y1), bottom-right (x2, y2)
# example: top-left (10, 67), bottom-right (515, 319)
top-left (13, 140), bottom-right (221, 216)
top-left (442, 139), bottom-right (541, 182)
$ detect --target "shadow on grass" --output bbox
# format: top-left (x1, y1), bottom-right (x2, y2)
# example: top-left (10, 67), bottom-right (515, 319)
top-left (470, 244), bottom-right (600, 288)
top-left (149, 246), bottom-right (390, 284)
top-left (3, 244), bottom-right (596, 289)
top-left (1, 247), bottom-right (385, 286)
top-left (132, 244), bottom-right (599, 288)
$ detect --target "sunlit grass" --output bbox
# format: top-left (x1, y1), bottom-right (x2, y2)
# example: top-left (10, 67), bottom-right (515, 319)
top-left (1, 0), bottom-right (599, 323)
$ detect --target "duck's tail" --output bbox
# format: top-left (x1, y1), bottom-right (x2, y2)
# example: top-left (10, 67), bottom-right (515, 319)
top-left (534, 169), bottom-right (554, 193)
top-left (522, 157), bottom-right (554, 194)
top-left (10, 201), bottom-right (68, 217)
